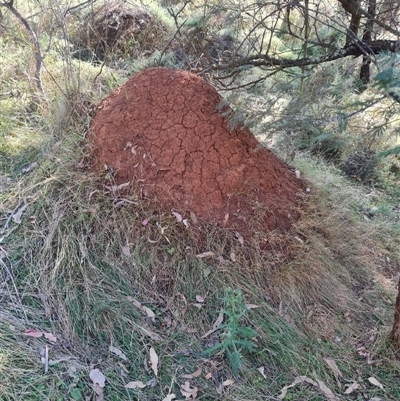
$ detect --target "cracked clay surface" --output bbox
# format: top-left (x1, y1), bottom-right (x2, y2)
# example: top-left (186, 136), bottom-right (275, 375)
top-left (90, 68), bottom-right (304, 238)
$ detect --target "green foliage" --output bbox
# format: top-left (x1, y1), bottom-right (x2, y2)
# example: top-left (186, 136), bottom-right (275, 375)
top-left (379, 145), bottom-right (400, 158)
top-left (204, 288), bottom-right (256, 376)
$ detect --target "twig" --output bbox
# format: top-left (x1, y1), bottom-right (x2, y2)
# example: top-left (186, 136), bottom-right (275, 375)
top-left (1, 199), bottom-right (24, 233)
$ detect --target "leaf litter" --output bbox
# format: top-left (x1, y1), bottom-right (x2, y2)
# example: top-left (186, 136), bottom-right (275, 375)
top-left (149, 347), bottom-right (159, 377)
top-left (201, 312), bottom-right (224, 338)
top-left (277, 375), bottom-right (340, 401)
top-left (180, 381), bottom-right (198, 399)
top-left (181, 368), bottom-right (202, 379)
top-left (109, 345), bottom-right (128, 361)
top-left (89, 368), bottom-right (106, 400)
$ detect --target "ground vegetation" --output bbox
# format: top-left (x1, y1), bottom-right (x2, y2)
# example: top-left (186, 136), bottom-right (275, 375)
top-left (0, 0), bottom-right (400, 400)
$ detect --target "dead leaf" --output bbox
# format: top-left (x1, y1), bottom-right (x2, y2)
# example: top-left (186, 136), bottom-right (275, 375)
top-left (368, 377), bottom-right (383, 389)
top-left (162, 394), bottom-right (176, 401)
top-left (183, 219), bottom-right (189, 227)
top-left (196, 251), bottom-right (215, 258)
top-left (12, 203), bottom-right (28, 224)
top-left (216, 255), bottom-right (230, 264)
top-left (93, 385), bottom-right (104, 401)
top-left (223, 379), bottom-right (234, 386)
top-left (128, 298), bottom-right (155, 322)
top-left (344, 382), bottom-right (359, 394)
top-left (190, 211), bottom-right (198, 224)
top-left (277, 376), bottom-right (340, 401)
top-left (316, 379), bottom-right (340, 401)
top-left (181, 368), bottom-right (202, 379)
top-left (324, 358), bottom-right (343, 382)
top-left (127, 297), bottom-right (142, 308)
top-left (245, 304), bottom-right (260, 310)
top-left (125, 381), bottom-right (146, 389)
top-left (258, 366), bottom-right (267, 380)
top-left (109, 346), bottom-right (128, 361)
top-left (142, 306), bottom-right (156, 322)
top-left (122, 245), bottom-right (130, 256)
top-left (196, 295), bottom-right (205, 303)
top-left (201, 312), bottom-right (224, 338)
top-left (105, 182), bottom-right (130, 193)
top-left (234, 231), bottom-right (244, 245)
top-left (23, 328), bottom-right (44, 338)
top-left (22, 162), bottom-right (38, 173)
top-left (222, 213), bottom-right (229, 227)
top-left (118, 362), bottom-right (129, 374)
top-left (211, 364), bottom-right (223, 395)
top-left (23, 329), bottom-right (57, 342)
top-left (180, 381), bottom-right (198, 399)
top-left (90, 369), bottom-right (106, 388)
top-left (172, 211), bottom-right (183, 222)
top-left (43, 332), bottom-right (57, 343)
top-left (149, 347), bottom-right (159, 377)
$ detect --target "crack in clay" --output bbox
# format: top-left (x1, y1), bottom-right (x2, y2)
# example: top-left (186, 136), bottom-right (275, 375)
top-left (90, 67), bottom-right (305, 241)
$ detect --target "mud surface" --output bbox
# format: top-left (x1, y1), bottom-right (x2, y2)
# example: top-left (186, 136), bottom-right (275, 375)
top-left (90, 68), bottom-right (304, 239)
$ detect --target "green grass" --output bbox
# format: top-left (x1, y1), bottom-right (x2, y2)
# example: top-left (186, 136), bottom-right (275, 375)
top-left (1, 100), bottom-right (399, 400)
top-left (1, 2), bottom-right (400, 399)
top-left (2, 136), bottom-right (399, 399)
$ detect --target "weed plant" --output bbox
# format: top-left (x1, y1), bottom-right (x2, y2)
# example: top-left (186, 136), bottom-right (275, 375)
top-left (204, 288), bottom-right (256, 376)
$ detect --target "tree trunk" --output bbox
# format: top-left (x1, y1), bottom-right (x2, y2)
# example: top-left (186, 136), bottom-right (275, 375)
top-left (390, 278), bottom-right (400, 348)
top-left (359, 0), bottom-right (376, 91)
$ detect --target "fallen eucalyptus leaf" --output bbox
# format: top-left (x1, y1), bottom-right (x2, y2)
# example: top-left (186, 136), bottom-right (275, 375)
top-left (368, 377), bottom-right (383, 389)
top-left (149, 347), bottom-right (159, 377)
top-left (180, 381), bottom-right (198, 399)
top-left (89, 369), bottom-right (106, 388)
top-left (201, 312), bottom-right (224, 338)
top-left (245, 304), bottom-right (260, 310)
top-left (172, 211), bottom-right (182, 222)
top-left (109, 346), bottom-right (128, 361)
top-left (324, 358), bottom-right (343, 382)
top-left (196, 251), bottom-right (215, 258)
top-left (125, 381), bottom-right (146, 389)
top-left (234, 231), bottom-right (244, 245)
top-left (122, 245), bottom-right (130, 256)
top-left (344, 382), bottom-right (359, 394)
top-left (257, 366), bottom-right (267, 380)
top-left (162, 394), bottom-right (176, 401)
top-left (181, 367), bottom-right (202, 379)
top-left (12, 204), bottom-right (28, 224)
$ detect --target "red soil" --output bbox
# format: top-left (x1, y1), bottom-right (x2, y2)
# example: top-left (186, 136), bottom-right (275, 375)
top-left (89, 67), bottom-right (304, 240)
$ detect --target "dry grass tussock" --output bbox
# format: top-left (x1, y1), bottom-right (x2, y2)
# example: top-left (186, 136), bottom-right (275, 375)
top-left (1, 125), bottom-right (399, 399)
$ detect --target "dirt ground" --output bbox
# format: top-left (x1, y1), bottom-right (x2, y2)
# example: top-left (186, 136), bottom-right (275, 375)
top-left (89, 67), bottom-right (305, 241)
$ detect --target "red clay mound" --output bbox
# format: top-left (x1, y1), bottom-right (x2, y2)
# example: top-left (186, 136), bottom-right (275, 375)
top-left (90, 67), bottom-right (304, 239)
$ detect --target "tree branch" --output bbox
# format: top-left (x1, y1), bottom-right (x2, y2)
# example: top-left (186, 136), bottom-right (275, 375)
top-left (203, 39), bottom-right (399, 73)
top-left (0, 0), bottom-right (43, 94)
